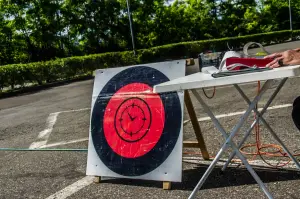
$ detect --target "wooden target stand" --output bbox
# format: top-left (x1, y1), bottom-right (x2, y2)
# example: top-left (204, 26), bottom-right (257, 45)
top-left (93, 58), bottom-right (210, 190)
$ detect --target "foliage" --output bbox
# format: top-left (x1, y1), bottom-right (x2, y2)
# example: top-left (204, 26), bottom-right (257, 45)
top-left (1, 29), bottom-right (299, 92)
top-left (0, 0), bottom-right (300, 66)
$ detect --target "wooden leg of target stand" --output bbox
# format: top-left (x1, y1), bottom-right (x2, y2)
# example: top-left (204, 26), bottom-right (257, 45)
top-left (184, 90), bottom-right (210, 160)
top-left (163, 181), bottom-right (171, 190)
top-left (94, 176), bottom-right (101, 183)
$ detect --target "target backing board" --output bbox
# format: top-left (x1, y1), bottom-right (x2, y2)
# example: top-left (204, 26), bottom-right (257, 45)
top-left (86, 60), bottom-right (185, 182)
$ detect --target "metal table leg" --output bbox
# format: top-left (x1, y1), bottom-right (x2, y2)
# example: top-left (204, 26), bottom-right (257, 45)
top-left (189, 80), bottom-right (274, 199)
top-left (222, 78), bottom-right (300, 171)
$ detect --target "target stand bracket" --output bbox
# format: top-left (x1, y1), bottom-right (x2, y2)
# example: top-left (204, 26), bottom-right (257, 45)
top-left (163, 181), bottom-right (172, 190)
top-left (93, 176), bottom-right (101, 183)
top-left (93, 176), bottom-right (172, 190)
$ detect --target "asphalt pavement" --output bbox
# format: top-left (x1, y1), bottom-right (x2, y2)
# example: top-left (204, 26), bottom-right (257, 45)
top-left (1, 41), bottom-right (300, 199)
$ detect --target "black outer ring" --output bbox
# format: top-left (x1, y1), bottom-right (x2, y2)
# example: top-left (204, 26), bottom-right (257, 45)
top-left (292, 96), bottom-right (300, 131)
top-left (114, 97), bottom-right (152, 143)
top-left (91, 66), bottom-right (182, 176)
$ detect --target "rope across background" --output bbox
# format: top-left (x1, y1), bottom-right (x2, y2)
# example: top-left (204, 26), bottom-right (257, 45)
top-left (1, 43), bottom-right (299, 169)
top-left (1, 82), bottom-right (299, 169)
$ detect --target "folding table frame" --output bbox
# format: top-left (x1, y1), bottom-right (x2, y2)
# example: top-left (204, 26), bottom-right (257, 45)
top-left (187, 77), bottom-right (300, 199)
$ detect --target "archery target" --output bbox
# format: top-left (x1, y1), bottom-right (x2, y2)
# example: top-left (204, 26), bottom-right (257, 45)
top-left (86, 60), bottom-right (185, 182)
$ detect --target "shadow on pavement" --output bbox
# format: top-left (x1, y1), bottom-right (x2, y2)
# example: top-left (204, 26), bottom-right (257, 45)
top-left (100, 164), bottom-right (300, 191)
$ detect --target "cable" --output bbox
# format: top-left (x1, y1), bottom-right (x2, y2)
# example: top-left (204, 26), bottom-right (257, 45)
top-left (202, 87), bottom-right (216, 99)
top-left (2, 81), bottom-right (299, 169)
top-left (0, 148), bottom-right (88, 152)
top-left (239, 81), bottom-right (300, 168)
top-left (186, 81), bottom-right (300, 168)
top-left (189, 43), bottom-right (300, 167)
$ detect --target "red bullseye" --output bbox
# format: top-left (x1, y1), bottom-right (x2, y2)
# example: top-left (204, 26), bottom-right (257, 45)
top-left (103, 83), bottom-right (165, 158)
top-left (114, 97), bottom-right (151, 142)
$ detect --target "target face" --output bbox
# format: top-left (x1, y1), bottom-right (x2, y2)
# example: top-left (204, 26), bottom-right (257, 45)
top-left (90, 66), bottom-right (182, 176)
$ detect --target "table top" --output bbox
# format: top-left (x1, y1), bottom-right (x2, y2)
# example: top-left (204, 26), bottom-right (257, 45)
top-left (154, 65), bottom-right (300, 93)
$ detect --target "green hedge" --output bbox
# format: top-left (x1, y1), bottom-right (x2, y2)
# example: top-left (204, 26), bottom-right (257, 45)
top-left (137, 29), bottom-right (300, 62)
top-left (1, 29), bottom-right (300, 91)
top-left (0, 51), bottom-right (138, 91)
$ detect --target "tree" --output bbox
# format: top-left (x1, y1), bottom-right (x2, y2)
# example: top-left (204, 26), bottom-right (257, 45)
top-left (0, 0), bottom-right (298, 66)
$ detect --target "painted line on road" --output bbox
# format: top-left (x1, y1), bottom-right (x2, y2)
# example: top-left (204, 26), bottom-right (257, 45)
top-left (183, 103), bottom-right (292, 125)
top-left (45, 176), bottom-right (94, 199)
top-left (182, 157), bottom-right (298, 169)
top-left (29, 112), bottom-right (59, 149)
top-left (29, 104), bottom-right (292, 148)
top-left (40, 138), bottom-right (89, 148)
top-left (53, 108), bottom-right (90, 114)
top-left (29, 108), bottom-right (90, 149)
top-left (44, 156), bottom-right (297, 199)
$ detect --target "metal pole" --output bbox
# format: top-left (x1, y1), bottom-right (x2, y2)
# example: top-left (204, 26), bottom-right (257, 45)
top-left (126, 0), bottom-right (136, 55)
top-left (289, 0), bottom-right (293, 31)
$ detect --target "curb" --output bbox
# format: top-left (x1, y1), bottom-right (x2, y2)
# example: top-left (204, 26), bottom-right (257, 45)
top-left (0, 75), bottom-right (94, 99)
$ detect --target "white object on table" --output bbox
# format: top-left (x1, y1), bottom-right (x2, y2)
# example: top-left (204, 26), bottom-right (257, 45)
top-left (154, 65), bottom-right (300, 93)
top-left (153, 65), bottom-right (300, 199)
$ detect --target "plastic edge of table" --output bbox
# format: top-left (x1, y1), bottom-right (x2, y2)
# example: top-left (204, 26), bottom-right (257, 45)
top-left (153, 65), bottom-right (300, 93)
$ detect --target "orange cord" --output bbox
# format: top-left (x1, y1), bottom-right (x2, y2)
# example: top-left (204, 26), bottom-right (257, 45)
top-left (239, 81), bottom-right (298, 168)
top-left (202, 87), bottom-right (216, 99)
top-left (187, 82), bottom-right (300, 167)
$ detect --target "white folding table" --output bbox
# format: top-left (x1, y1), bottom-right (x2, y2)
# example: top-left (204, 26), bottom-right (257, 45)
top-left (153, 65), bottom-right (300, 199)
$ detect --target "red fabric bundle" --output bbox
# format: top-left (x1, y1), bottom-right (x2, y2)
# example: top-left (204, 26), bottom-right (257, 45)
top-left (226, 57), bottom-right (273, 70)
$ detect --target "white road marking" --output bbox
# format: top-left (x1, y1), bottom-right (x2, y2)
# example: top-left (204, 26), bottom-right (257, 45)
top-left (29, 108), bottom-right (90, 149)
top-left (28, 103), bottom-right (292, 148)
top-left (53, 108), bottom-right (90, 114)
top-left (28, 103), bottom-right (296, 198)
top-left (182, 157), bottom-right (298, 169)
top-left (184, 103), bottom-right (292, 125)
top-left (40, 138), bottom-right (89, 148)
top-left (45, 176), bottom-right (94, 199)
top-left (29, 112), bottom-right (59, 149)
